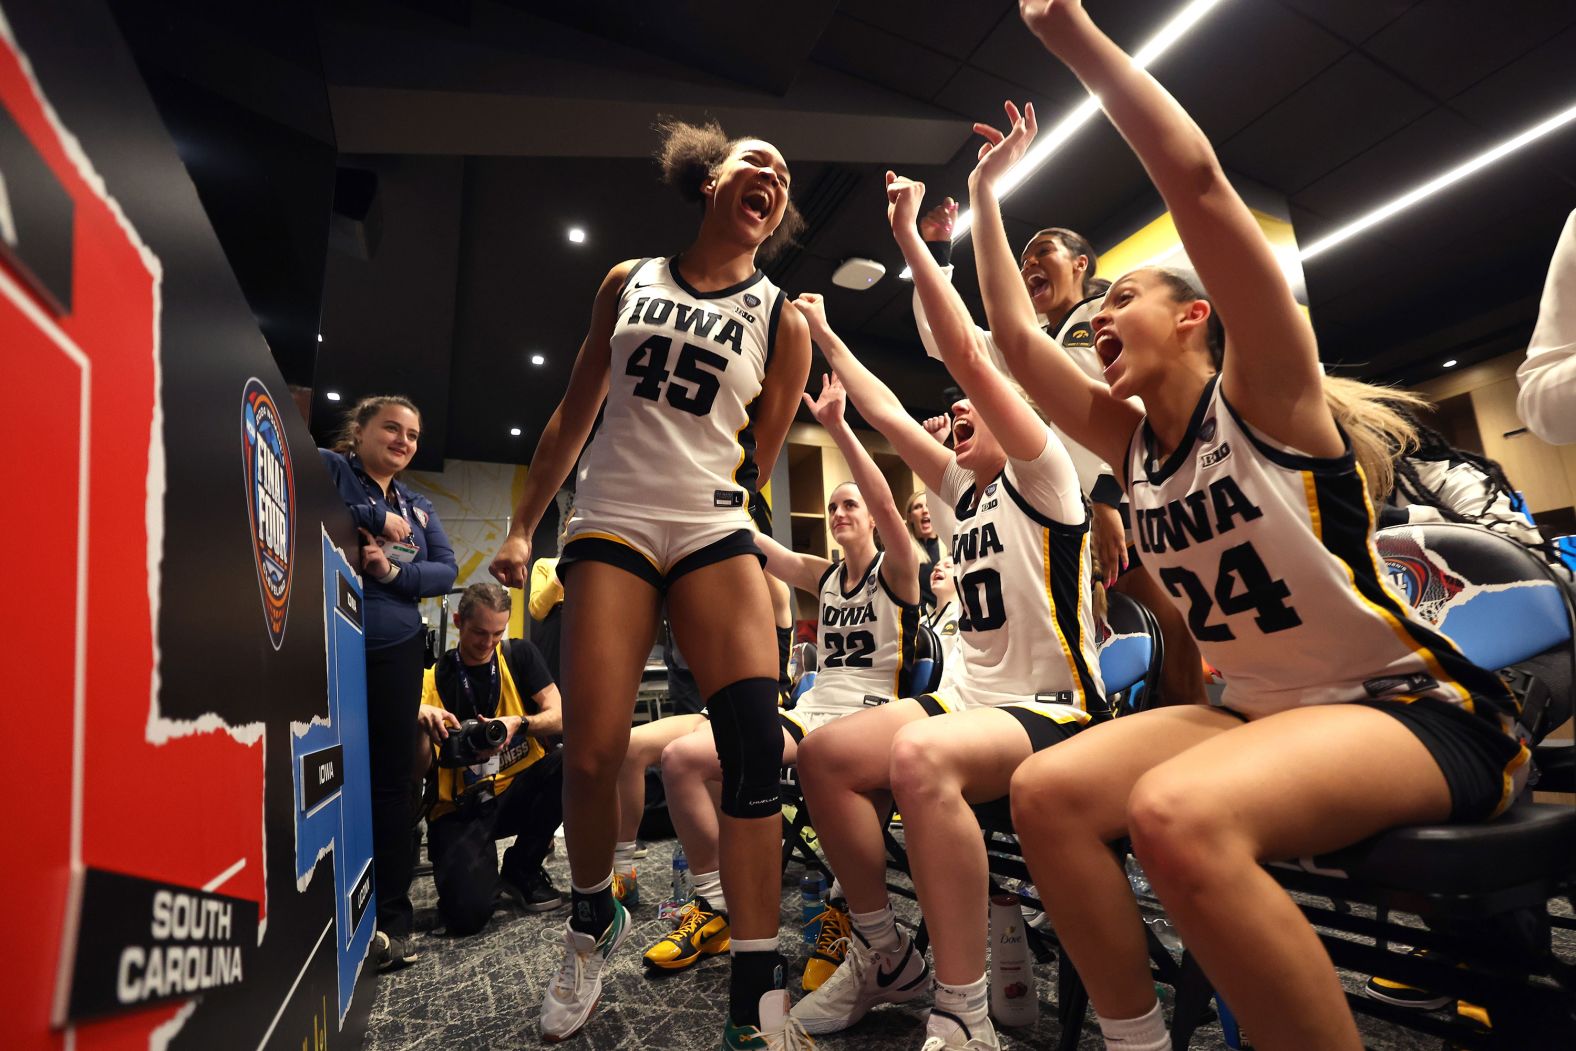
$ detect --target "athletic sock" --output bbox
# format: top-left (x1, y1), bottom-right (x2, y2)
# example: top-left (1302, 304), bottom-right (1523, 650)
top-left (728, 941), bottom-right (784, 1029)
top-left (828, 877), bottom-right (844, 901)
top-left (612, 840), bottom-right (639, 872)
top-left (929, 973), bottom-right (989, 1041)
top-left (693, 868), bottom-right (727, 913)
top-left (1096, 1001), bottom-right (1169, 1051)
top-left (850, 903), bottom-right (902, 953)
top-left (568, 872), bottom-right (615, 937)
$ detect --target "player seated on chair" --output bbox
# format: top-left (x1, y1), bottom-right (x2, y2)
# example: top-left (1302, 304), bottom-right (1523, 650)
top-left (418, 582), bottom-right (566, 935)
top-left (627, 372), bottom-right (922, 981)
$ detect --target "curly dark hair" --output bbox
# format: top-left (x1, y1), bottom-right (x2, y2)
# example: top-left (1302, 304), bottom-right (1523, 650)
top-left (654, 116), bottom-right (805, 263)
top-left (1391, 420), bottom-right (1523, 529)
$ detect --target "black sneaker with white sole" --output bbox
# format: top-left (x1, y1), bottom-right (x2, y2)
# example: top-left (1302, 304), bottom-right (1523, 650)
top-left (373, 930), bottom-right (420, 972)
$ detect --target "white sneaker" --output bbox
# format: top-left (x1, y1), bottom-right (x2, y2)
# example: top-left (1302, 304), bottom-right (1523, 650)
top-left (789, 929), bottom-right (930, 1035)
top-left (723, 989), bottom-right (818, 1049)
top-left (540, 902), bottom-right (631, 1041)
top-left (920, 1010), bottom-right (1000, 1049)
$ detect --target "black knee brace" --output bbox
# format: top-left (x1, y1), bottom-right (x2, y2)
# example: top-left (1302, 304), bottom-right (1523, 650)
top-left (707, 678), bottom-right (784, 818)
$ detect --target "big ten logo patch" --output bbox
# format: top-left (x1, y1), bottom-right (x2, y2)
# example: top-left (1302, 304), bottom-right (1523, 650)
top-left (243, 377), bottom-right (296, 649)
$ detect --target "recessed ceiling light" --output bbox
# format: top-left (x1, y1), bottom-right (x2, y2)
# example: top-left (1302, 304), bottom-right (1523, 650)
top-left (510, 427), bottom-right (522, 436)
top-left (317, 333), bottom-right (323, 343)
top-left (1443, 359), bottom-right (1459, 369)
top-left (567, 227), bottom-right (587, 244)
top-left (325, 391), bottom-right (341, 401)
top-left (1301, 99), bottom-right (1576, 261)
top-left (530, 353), bottom-right (546, 366)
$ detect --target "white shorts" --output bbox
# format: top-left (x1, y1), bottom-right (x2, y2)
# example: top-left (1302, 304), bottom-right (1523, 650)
top-left (560, 503), bottom-right (758, 589)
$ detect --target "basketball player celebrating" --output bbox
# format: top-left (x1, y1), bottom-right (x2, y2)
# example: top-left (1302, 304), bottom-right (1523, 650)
top-left (490, 119), bottom-right (811, 1048)
top-left (787, 231), bottom-right (1105, 1047)
top-left (640, 371), bottom-right (921, 979)
top-left (984, 5), bottom-right (1531, 1049)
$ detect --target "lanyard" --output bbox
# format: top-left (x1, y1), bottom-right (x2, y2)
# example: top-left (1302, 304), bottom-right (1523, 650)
top-left (349, 453), bottom-right (411, 526)
top-left (450, 649), bottom-right (500, 720)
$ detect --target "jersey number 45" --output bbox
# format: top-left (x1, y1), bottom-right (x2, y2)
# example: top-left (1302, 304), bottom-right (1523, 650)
top-left (626, 335), bottom-right (727, 416)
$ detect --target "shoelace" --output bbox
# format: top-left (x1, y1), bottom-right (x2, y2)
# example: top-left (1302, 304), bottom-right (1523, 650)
top-left (770, 1014), bottom-right (817, 1049)
top-left (669, 903), bottom-right (710, 941)
top-left (817, 937), bottom-right (871, 996)
top-left (809, 907), bottom-right (849, 960)
top-left (551, 932), bottom-right (590, 997)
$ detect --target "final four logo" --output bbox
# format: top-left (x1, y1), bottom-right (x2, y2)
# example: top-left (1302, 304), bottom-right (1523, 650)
top-left (242, 378), bottom-right (296, 649)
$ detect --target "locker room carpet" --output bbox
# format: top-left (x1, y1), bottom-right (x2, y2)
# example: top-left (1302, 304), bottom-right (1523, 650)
top-left (363, 836), bottom-right (1572, 1051)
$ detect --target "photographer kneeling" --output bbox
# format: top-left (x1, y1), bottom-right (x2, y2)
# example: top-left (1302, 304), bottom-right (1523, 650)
top-left (419, 583), bottom-right (565, 935)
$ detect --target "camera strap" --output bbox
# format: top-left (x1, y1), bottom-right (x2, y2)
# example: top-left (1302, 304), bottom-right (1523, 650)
top-left (449, 649), bottom-right (500, 721)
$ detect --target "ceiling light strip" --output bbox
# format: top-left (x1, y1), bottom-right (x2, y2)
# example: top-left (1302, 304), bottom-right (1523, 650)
top-left (949, 0), bottom-right (1229, 244)
top-left (1299, 100), bottom-right (1576, 260)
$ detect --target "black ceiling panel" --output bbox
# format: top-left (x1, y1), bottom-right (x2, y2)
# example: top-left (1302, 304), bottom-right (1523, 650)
top-left (839, 0), bottom-right (1012, 62)
top-left (1275, 0), bottom-right (1419, 44)
top-left (1362, 0), bottom-right (1576, 102)
top-left (811, 15), bottom-right (961, 102)
top-left (1219, 52), bottom-right (1436, 194)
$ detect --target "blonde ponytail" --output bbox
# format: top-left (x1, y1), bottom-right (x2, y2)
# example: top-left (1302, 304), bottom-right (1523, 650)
top-left (1320, 376), bottom-right (1428, 502)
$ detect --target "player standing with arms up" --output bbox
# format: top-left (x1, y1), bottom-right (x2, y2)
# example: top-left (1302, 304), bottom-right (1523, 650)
top-left (982, 5), bottom-right (1529, 1049)
top-left (490, 119), bottom-right (811, 1048)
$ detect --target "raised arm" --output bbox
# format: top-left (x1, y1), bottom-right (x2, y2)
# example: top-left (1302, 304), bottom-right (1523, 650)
top-left (803, 373), bottom-right (921, 606)
top-left (1020, 1), bottom-right (1339, 456)
top-left (489, 260), bottom-right (630, 587)
top-left (889, 171), bottom-right (1057, 468)
top-left (971, 103), bottom-right (1139, 470)
top-left (754, 531), bottom-right (830, 595)
top-left (791, 292), bottom-right (953, 494)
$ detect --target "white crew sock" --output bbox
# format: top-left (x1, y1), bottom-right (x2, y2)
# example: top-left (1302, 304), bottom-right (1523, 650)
top-left (1096, 1000), bottom-right (1169, 1051)
top-left (612, 840), bottom-right (639, 872)
top-left (729, 936), bottom-right (778, 955)
top-left (850, 903), bottom-right (902, 953)
top-left (692, 868), bottom-right (727, 912)
top-left (929, 972), bottom-right (990, 1041)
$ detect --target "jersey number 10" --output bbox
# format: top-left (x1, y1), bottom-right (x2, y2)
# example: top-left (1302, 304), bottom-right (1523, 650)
top-left (626, 335), bottom-right (728, 416)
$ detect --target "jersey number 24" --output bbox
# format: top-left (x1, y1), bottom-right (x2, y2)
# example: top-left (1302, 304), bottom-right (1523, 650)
top-left (1158, 541), bottom-right (1301, 642)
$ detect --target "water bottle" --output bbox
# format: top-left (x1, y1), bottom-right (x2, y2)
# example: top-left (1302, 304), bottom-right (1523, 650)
top-left (800, 871), bottom-right (825, 945)
top-left (671, 845), bottom-right (692, 903)
top-left (988, 894), bottom-right (1038, 1027)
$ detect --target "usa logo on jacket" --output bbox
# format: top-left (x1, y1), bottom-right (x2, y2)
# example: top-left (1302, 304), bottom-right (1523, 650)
top-left (242, 377), bottom-right (295, 649)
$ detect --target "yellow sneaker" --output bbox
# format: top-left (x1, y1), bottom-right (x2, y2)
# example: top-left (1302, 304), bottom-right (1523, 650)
top-left (612, 868), bottom-right (638, 909)
top-left (802, 898), bottom-right (850, 991)
top-left (642, 896), bottom-right (730, 970)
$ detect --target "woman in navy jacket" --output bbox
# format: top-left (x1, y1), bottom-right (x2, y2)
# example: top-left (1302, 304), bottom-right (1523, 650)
top-left (320, 394), bottom-right (457, 968)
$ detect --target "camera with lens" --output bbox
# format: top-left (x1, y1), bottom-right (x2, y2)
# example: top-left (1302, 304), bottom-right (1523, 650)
top-left (437, 718), bottom-right (508, 768)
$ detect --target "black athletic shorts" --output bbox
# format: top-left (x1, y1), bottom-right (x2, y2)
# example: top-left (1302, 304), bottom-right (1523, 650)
top-left (559, 527), bottom-right (763, 592)
top-left (1356, 696), bottom-right (1528, 822)
top-left (913, 694), bottom-right (1079, 753)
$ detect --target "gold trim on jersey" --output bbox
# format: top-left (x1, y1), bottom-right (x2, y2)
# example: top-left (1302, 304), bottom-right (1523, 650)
top-left (566, 530), bottom-right (661, 572)
top-left (1042, 527), bottom-right (1089, 713)
top-left (1300, 470), bottom-right (1323, 541)
top-left (1301, 465), bottom-right (1475, 712)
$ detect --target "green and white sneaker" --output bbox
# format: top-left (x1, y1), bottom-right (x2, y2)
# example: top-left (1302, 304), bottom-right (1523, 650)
top-left (723, 989), bottom-right (816, 1049)
top-left (540, 901), bottom-right (631, 1041)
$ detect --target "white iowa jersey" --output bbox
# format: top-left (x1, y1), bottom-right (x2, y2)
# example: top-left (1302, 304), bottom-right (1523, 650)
top-left (1126, 377), bottom-right (1517, 728)
top-left (577, 257), bottom-right (786, 516)
top-left (800, 552), bottom-right (921, 717)
top-left (933, 436), bottom-right (1105, 719)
